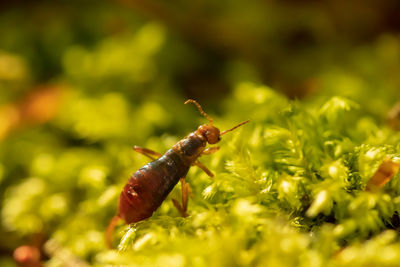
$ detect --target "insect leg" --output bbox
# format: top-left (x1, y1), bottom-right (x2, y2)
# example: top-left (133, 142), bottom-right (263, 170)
top-left (201, 146), bottom-right (220, 155)
top-left (172, 178), bottom-right (190, 217)
top-left (181, 178), bottom-right (190, 214)
top-left (193, 160), bottom-right (214, 177)
top-left (171, 199), bottom-right (184, 216)
top-left (190, 147), bottom-right (219, 177)
top-left (106, 215), bottom-right (121, 248)
top-left (133, 146), bottom-right (163, 161)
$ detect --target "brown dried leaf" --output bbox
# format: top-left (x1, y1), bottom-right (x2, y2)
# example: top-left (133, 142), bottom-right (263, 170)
top-left (366, 159), bottom-right (400, 191)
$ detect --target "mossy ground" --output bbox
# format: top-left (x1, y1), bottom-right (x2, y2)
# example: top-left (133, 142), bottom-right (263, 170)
top-left (1, 2), bottom-right (400, 266)
top-left (3, 82), bottom-right (400, 266)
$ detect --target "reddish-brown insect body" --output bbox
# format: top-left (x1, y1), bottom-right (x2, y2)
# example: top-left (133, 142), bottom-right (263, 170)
top-left (119, 132), bottom-right (207, 223)
top-left (106, 99), bottom-right (249, 247)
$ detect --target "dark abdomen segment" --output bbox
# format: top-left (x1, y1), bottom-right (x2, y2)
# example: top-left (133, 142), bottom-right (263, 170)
top-left (118, 133), bottom-right (206, 224)
top-left (118, 149), bottom-right (191, 223)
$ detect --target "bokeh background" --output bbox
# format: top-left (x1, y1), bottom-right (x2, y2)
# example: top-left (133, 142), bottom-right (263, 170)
top-left (1, 0), bottom-right (400, 266)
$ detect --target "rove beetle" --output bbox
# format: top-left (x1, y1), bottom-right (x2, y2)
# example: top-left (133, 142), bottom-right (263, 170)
top-left (106, 99), bottom-right (249, 247)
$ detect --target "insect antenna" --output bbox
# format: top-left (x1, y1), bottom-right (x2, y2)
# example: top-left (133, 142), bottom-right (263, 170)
top-left (221, 120), bottom-right (250, 136)
top-left (185, 99), bottom-right (214, 125)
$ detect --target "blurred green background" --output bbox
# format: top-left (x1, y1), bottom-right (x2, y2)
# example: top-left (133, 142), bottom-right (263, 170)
top-left (1, 0), bottom-right (400, 266)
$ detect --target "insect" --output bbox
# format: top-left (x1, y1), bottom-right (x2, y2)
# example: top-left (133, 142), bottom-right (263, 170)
top-left (106, 99), bottom-right (249, 247)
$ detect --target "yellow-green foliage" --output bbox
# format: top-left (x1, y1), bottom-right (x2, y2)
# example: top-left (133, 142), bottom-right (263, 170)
top-left (4, 81), bottom-right (400, 266)
top-left (2, 2), bottom-right (400, 266)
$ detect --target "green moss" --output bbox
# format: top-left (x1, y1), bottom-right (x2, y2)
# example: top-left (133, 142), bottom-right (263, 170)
top-left (2, 82), bottom-right (400, 266)
top-left (2, 4), bottom-right (400, 265)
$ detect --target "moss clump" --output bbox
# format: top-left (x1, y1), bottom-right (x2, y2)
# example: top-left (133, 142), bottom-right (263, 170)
top-left (5, 81), bottom-right (400, 266)
top-left (1, 3), bottom-right (400, 265)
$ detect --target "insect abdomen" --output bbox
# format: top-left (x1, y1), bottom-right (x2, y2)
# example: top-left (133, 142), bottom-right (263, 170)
top-left (118, 149), bottom-right (189, 223)
top-left (118, 133), bottom-right (207, 224)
